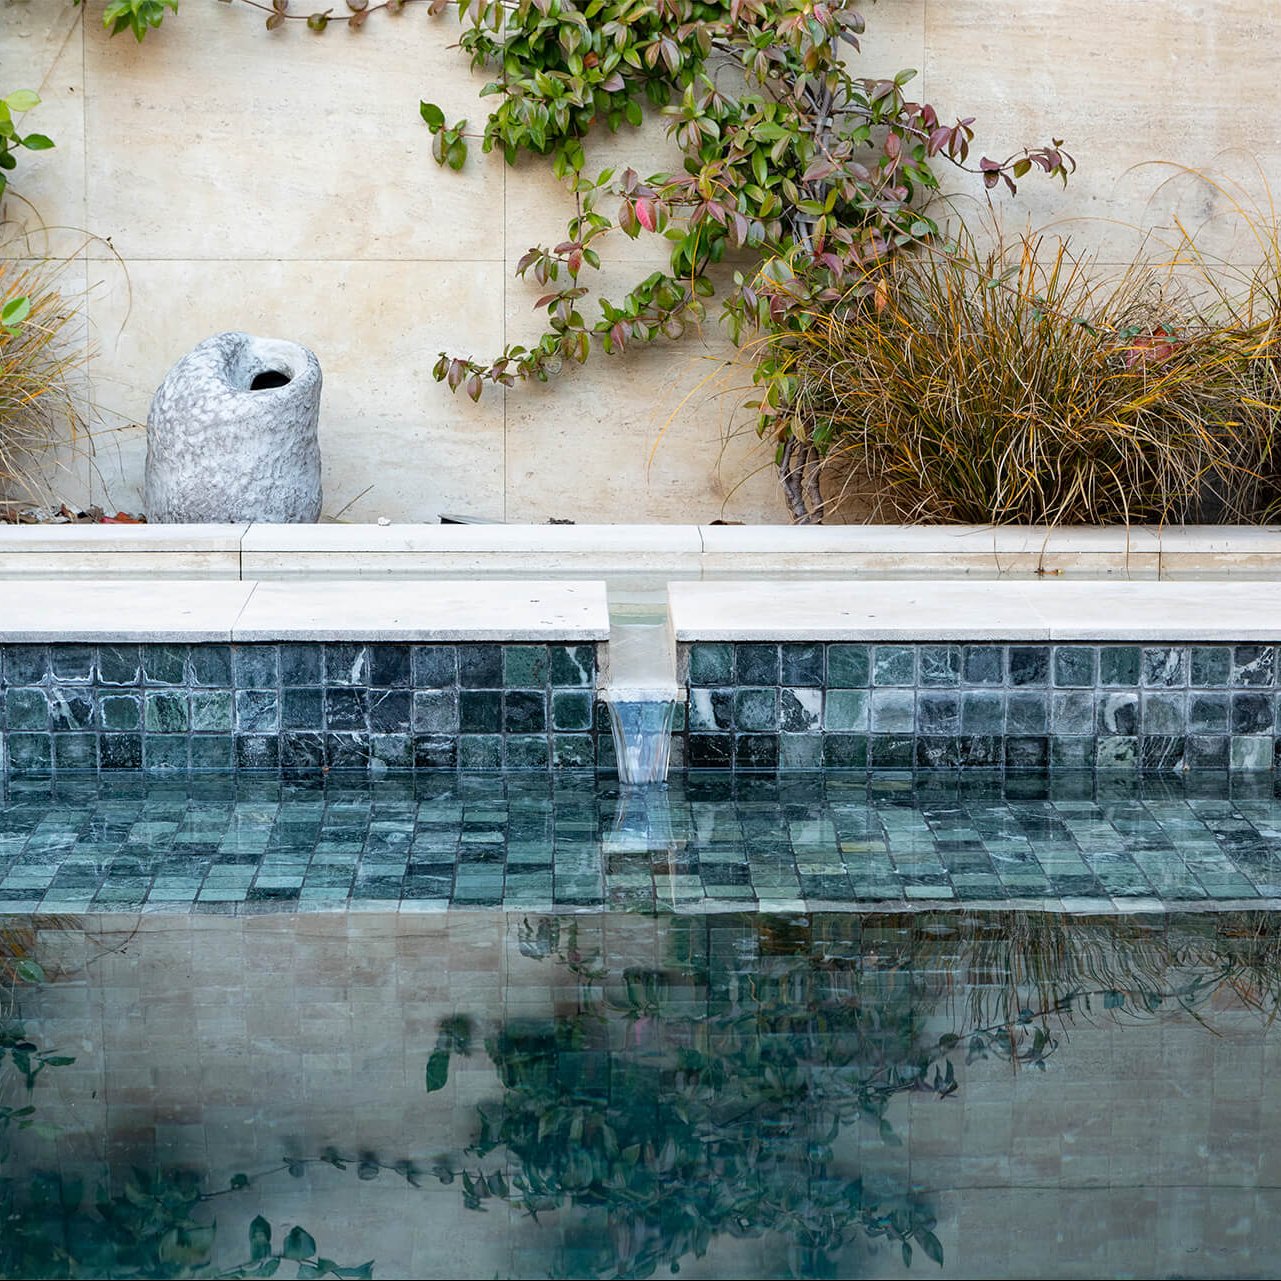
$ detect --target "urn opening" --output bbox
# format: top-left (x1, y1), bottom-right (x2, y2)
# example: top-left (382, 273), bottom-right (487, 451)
top-left (249, 368), bottom-right (292, 391)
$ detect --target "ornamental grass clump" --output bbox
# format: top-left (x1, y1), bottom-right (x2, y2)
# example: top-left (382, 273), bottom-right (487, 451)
top-left (784, 234), bottom-right (1280, 525)
top-left (0, 258), bottom-right (87, 502)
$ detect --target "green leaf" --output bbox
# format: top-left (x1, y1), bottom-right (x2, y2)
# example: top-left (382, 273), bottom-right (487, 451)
top-left (425, 1049), bottom-right (450, 1092)
top-left (20, 133), bottom-right (54, 151)
top-left (250, 1214), bottom-right (272, 1261)
top-left (3, 90), bottom-right (41, 113)
top-left (230, 1172), bottom-right (251, 1190)
top-left (283, 1225), bottom-right (317, 1261)
top-left (919, 1229), bottom-right (945, 1266)
top-left (13, 956), bottom-right (44, 981)
top-left (419, 101), bottom-right (445, 131)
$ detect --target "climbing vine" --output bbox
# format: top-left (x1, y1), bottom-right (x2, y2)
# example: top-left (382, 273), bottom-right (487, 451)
top-left (73, 0), bottom-right (1072, 521)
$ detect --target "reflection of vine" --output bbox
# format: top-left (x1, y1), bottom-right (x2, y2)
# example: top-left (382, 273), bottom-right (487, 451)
top-left (0, 1018), bottom-right (371, 1280)
top-left (422, 911), bottom-right (1281, 1279)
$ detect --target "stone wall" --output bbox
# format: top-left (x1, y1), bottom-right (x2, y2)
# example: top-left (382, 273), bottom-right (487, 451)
top-left (2, 2), bottom-right (1277, 522)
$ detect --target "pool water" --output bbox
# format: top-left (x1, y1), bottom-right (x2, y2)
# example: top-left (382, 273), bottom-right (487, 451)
top-left (2, 771), bottom-right (1281, 914)
top-left (3, 773), bottom-right (1281, 1279)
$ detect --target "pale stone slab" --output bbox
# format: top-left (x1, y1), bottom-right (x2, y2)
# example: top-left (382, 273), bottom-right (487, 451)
top-left (240, 522), bottom-right (703, 576)
top-left (1028, 582), bottom-right (1281, 642)
top-left (671, 579), bottom-right (1281, 642)
top-left (233, 580), bottom-right (609, 641)
top-left (669, 580), bottom-right (1051, 641)
top-left (0, 524), bottom-right (245, 577)
top-left (697, 524), bottom-right (1163, 576)
top-left (0, 525), bottom-right (247, 551)
top-left (0, 579), bottom-right (255, 641)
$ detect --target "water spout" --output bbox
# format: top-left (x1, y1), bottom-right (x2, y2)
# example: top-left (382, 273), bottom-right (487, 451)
top-left (601, 597), bottom-right (680, 785)
top-left (605, 692), bottom-right (677, 786)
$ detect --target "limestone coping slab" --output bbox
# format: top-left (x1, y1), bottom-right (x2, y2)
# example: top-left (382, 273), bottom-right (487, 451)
top-left (233, 579), bottom-right (608, 641)
top-left (5, 523), bottom-right (1281, 579)
top-left (0, 580), bottom-right (257, 642)
top-left (669, 579), bottom-right (1281, 642)
top-left (0, 579), bottom-right (609, 643)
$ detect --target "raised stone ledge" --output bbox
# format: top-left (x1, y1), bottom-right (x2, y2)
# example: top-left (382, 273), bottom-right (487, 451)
top-left (0, 579), bottom-right (609, 643)
top-left (669, 580), bottom-right (1281, 643)
top-left (6, 524), bottom-right (1281, 578)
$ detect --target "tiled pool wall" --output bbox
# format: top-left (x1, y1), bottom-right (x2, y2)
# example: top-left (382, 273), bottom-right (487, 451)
top-left (678, 641), bottom-right (1281, 772)
top-left (0, 641), bottom-right (601, 775)
top-left (8, 637), bottom-right (1281, 776)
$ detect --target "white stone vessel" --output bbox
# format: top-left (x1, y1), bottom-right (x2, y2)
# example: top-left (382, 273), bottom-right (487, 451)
top-left (144, 331), bottom-right (323, 523)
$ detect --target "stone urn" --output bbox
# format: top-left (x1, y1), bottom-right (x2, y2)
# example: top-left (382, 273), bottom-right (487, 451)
top-left (144, 331), bottom-right (323, 523)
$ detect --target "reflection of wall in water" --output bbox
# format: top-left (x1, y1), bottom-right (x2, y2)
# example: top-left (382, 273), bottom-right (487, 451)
top-left (10, 912), bottom-right (1281, 1280)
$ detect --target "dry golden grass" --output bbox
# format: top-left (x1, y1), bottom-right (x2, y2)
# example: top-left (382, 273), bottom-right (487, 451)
top-left (0, 256), bottom-right (88, 503)
top-left (782, 230), bottom-right (1281, 525)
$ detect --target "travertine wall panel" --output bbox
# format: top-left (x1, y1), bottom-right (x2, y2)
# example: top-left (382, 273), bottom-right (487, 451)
top-left (2, 1), bottom-right (1279, 520)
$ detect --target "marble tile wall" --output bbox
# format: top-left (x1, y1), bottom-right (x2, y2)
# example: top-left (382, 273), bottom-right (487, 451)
top-left (0, 641), bottom-right (601, 774)
top-left (681, 642), bottom-right (1281, 773)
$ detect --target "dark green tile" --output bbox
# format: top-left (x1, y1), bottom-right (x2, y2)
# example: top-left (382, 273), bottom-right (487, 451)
top-left (97, 644), bottom-right (142, 686)
top-left (506, 735), bottom-right (549, 769)
top-left (504, 690), bottom-right (546, 734)
top-left (101, 693), bottom-right (142, 732)
top-left (281, 688), bottom-right (324, 730)
top-left (6, 733), bottom-right (51, 771)
top-left (101, 733), bottom-right (143, 768)
top-left (688, 642), bottom-right (732, 686)
top-left (146, 736), bottom-right (189, 771)
top-left (553, 734), bottom-right (595, 768)
top-left (145, 691), bottom-right (188, 733)
top-left (734, 688), bottom-right (778, 732)
top-left (50, 645), bottom-right (94, 682)
top-left (504, 645), bottom-right (548, 687)
top-left (322, 643), bottom-right (368, 687)
top-left (826, 645), bottom-right (869, 688)
top-left (458, 645), bottom-right (502, 689)
top-left (824, 689), bottom-right (868, 732)
top-left (872, 646), bottom-right (915, 686)
top-left (142, 644), bottom-right (188, 685)
top-left (552, 689), bottom-right (593, 731)
top-left (4, 645), bottom-right (48, 685)
top-left (735, 644), bottom-right (779, 685)
top-left (236, 689), bottom-right (279, 733)
top-left (459, 734), bottom-right (503, 769)
top-left (190, 735), bottom-right (234, 769)
top-left (781, 644), bottom-right (824, 686)
top-left (1099, 646), bottom-right (1141, 687)
top-left (368, 689), bottom-right (411, 733)
top-left (53, 734), bottom-right (97, 769)
top-left (188, 645), bottom-right (232, 687)
top-left (413, 644), bottom-right (459, 688)
top-left (550, 644), bottom-right (595, 687)
top-left (1053, 646), bottom-right (1096, 687)
top-left (6, 688), bottom-right (48, 731)
top-left (278, 643), bottom-right (323, 685)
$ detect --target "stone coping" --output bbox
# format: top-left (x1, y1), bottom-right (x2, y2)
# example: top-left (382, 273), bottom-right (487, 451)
top-left (4, 523), bottom-right (1281, 578)
top-left (0, 579), bottom-right (609, 642)
top-left (669, 579), bottom-right (1281, 642)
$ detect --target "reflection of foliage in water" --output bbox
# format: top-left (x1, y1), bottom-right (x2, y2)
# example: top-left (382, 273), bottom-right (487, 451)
top-left (436, 915), bottom-right (948, 1280)
top-left (430, 911), bottom-right (1281, 1281)
top-left (0, 965), bottom-right (373, 1281)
